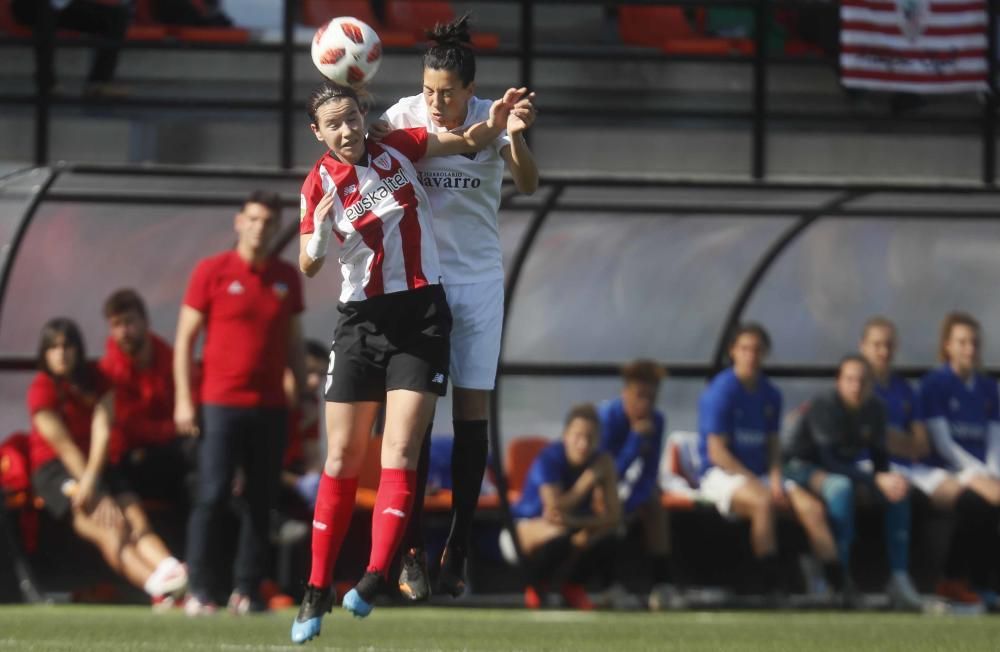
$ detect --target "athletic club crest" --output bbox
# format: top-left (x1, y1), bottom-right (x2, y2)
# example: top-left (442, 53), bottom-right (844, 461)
top-left (897, 0), bottom-right (930, 42)
top-left (373, 153), bottom-right (392, 171)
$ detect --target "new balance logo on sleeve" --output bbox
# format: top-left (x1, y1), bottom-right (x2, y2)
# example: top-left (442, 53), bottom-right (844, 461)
top-left (431, 372), bottom-right (446, 386)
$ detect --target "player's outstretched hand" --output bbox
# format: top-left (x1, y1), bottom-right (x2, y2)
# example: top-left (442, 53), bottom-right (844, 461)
top-left (507, 92), bottom-right (537, 135)
top-left (368, 119), bottom-right (392, 141)
top-left (488, 87), bottom-right (528, 129)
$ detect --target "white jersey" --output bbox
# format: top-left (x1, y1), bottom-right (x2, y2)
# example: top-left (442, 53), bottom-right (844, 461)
top-left (382, 95), bottom-right (511, 285)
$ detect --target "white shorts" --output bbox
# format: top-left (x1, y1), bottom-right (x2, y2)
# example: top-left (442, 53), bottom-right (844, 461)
top-left (698, 467), bottom-right (795, 516)
top-left (443, 278), bottom-right (504, 391)
top-left (906, 464), bottom-right (980, 496)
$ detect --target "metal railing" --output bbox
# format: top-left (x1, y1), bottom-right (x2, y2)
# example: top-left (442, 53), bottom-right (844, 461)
top-left (0, 0), bottom-right (996, 180)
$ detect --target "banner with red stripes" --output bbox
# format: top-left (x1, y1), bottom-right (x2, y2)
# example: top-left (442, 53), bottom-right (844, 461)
top-left (840, 0), bottom-right (989, 93)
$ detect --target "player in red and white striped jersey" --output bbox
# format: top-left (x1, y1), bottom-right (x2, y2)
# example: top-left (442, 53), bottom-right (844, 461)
top-left (291, 81), bottom-right (525, 644)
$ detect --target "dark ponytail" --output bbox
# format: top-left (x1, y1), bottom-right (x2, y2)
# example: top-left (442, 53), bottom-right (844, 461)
top-left (423, 15), bottom-right (476, 87)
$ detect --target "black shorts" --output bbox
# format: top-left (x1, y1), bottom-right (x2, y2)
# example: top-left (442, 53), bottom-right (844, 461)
top-left (325, 285), bottom-right (452, 403)
top-left (31, 460), bottom-right (131, 520)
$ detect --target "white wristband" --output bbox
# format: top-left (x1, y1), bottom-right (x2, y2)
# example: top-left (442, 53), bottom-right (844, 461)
top-left (305, 229), bottom-right (330, 261)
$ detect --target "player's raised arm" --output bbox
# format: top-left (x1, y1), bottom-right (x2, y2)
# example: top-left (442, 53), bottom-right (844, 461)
top-left (500, 93), bottom-right (539, 194)
top-left (424, 87), bottom-right (528, 158)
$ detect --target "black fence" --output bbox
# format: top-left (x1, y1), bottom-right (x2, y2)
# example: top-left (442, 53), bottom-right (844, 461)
top-left (0, 0), bottom-right (997, 180)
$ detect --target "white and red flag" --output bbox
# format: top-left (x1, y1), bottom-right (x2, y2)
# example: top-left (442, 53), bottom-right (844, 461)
top-left (840, 0), bottom-right (989, 93)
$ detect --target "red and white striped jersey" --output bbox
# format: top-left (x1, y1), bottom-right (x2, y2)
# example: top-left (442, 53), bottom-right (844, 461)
top-left (840, 0), bottom-right (988, 93)
top-left (300, 128), bottom-right (443, 303)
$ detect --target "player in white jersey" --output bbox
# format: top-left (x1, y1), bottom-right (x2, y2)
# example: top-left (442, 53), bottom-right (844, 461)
top-left (369, 16), bottom-right (538, 601)
top-left (291, 82), bottom-right (526, 644)
top-left (373, 15), bottom-right (539, 601)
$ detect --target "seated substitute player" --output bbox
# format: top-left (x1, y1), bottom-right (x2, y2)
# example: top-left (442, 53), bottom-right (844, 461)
top-left (916, 312), bottom-right (1000, 606)
top-left (100, 288), bottom-right (195, 510)
top-left (784, 355), bottom-right (923, 610)
top-left (858, 317), bottom-right (930, 468)
top-left (858, 316), bottom-right (983, 605)
top-left (510, 403), bottom-right (621, 610)
top-left (596, 359), bottom-right (676, 609)
top-left (376, 15), bottom-right (539, 602)
top-left (290, 82), bottom-right (526, 644)
top-left (28, 318), bottom-right (187, 605)
top-left (698, 323), bottom-right (840, 594)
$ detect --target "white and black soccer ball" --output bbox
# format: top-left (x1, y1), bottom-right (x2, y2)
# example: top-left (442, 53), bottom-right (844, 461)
top-left (311, 16), bottom-right (382, 87)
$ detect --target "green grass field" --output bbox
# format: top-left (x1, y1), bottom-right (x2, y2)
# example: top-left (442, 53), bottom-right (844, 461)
top-left (1, 605), bottom-right (999, 651)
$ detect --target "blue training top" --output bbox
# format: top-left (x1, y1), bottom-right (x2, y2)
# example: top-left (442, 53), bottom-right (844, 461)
top-left (511, 441), bottom-right (595, 519)
top-left (871, 373), bottom-right (922, 468)
top-left (918, 364), bottom-right (999, 468)
top-left (697, 368), bottom-right (782, 477)
top-left (597, 397), bottom-right (665, 514)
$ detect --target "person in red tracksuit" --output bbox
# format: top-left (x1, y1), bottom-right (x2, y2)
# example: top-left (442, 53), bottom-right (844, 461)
top-left (175, 190), bottom-right (306, 616)
top-left (100, 288), bottom-right (195, 510)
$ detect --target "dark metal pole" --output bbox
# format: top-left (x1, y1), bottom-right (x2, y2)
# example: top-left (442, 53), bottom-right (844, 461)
top-left (710, 190), bottom-right (862, 373)
top-left (280, 0), bottom-right (296, 170)
top-left (490, 183), bottom-right (564, 567)
top-left (0, 168), bottom-right (59, 351)
top-left (751, 0), bottom-right (769, 179)
top-left (983, 0), bottom-right (998, 184)
top-left (33, 1), bottom-right (56, 166)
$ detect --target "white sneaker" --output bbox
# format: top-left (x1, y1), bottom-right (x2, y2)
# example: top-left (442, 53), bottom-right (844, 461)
top-left (498, 529), bottom-right (519, 566)
top-left (887, 572), bottom-right (924, 612)
top-left (184, 594), bottom-right (218, 617)
top-left (593, 583), bottom-right (640, 611)
top-left (144, 558), bottom-right (188, 598)
top-left (648, 583), bottom-right (683, 611)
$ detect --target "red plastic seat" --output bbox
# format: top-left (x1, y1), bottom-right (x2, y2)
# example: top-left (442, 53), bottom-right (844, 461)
top-left (384, 0), bottom-right (498, 49)
top-left (503, 436), bottom-right (549, 503)
top-left (303, 0), bottom-right (416, 47)
top-left (619, 5), bottom-right (752, 56)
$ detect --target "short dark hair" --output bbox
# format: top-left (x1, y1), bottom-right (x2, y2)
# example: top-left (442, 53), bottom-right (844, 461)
top-left (103, 288), bottom-right (147, 320)
top-left (244, 190), bottom-right (282, 218)
top-left (563, 402), bottom-right (599, 429)
top-left (837, 353), bottom-right (871, 379)
top-left (305, 339), bottom-right (328, 361)
top-left (423, 15), bottom-right (476, 87)
top-left (621, 359), bottom-right (665, 387)
top-left (728, 322), bottom-right (772, 354)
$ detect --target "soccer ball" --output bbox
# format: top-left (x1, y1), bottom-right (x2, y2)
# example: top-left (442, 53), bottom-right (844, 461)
top-left (311, 16), bottom-right (382, 87)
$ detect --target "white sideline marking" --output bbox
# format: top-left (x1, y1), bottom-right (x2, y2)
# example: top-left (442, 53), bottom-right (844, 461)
top-left (0, 640), bottom-right (434, 652)
top-left (523, 610), bottom-right (599, 623)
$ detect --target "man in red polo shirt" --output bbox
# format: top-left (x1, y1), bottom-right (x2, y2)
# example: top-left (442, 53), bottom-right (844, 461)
top-left (100, 288), bottom-right (195, 510)
top-left (174, 190), bottom-right (306, 615)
